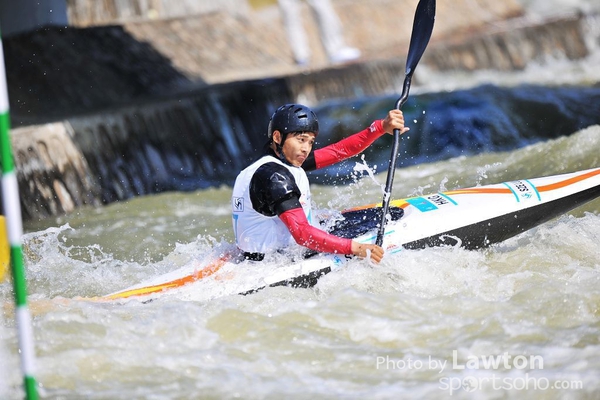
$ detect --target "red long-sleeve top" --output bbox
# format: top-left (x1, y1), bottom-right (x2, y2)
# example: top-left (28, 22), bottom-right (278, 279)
top-left (278, 120), bottom-right (385, 254)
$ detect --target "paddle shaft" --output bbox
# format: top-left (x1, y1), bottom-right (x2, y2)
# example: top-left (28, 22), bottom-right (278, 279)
top-left (375, 76), bottom-right (412, 246)
top-left (375, 0), bottom-right (435, 247)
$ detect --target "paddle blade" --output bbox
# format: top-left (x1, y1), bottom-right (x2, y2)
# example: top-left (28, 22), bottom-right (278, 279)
top-left (405, 0), bottom-right (436, 76)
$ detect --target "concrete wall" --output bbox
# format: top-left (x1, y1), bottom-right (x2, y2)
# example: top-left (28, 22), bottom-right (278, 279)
top-left (66, 0), bottom-right (249, 26)
top-left (11, 78), bottom-right (292, 220)
top-left (3, 0), bottom-right (525, 126)
top-left (11, 122), bottom-right (101, 220)
top-left (5, 0), bottom-right (597, 222)
top-left (424, 13), bottom-right (589, 71)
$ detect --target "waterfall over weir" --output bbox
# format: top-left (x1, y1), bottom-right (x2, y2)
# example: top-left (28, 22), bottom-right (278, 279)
top-left (68, 84), bottom-right (284, 198)
top-left (13, 60), bottom-right (410, 221)
top-left (14, 77), bottom-right (600, 222)
top-left (15, 79), bottom-right (290, 220)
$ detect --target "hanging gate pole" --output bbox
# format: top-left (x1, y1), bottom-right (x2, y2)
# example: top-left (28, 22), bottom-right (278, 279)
top-left (0, 27), bottom-right (40, 400)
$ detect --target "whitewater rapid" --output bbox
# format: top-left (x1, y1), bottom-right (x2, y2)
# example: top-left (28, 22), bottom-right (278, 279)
top-left (2, 126), bottom-right (599, 399)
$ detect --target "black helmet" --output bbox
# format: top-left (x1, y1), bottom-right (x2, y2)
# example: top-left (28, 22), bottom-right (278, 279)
top-left (267, 104), bottom-right (319, 141)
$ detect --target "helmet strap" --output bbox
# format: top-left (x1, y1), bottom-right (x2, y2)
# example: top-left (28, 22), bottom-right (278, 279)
top-left (272, 131), bottom-right (292, 165)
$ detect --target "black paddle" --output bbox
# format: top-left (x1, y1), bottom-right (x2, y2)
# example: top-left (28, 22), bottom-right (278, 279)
top-left (375, 0), bottom-right (436, 246)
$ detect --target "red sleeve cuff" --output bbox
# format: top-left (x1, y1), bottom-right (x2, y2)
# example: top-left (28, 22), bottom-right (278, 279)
top-left (369, 119), bottom-right (385, 134)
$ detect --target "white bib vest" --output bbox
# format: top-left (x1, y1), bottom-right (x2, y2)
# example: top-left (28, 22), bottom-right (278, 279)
top-left (232, 155), bottom-right (313, 254)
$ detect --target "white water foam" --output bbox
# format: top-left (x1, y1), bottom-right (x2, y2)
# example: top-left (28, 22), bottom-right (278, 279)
top-left (2, 123), bottom-right (599, 398)
top-left (2, 212), bottom-right (598, 399)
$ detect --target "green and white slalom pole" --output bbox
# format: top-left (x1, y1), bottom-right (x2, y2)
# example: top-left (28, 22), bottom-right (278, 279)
top-left (0, 28), bottom-right (40, 400)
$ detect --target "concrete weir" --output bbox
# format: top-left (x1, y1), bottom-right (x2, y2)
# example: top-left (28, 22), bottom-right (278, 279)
top-left (425, 13), bottom-right (590, 71)
top-left (4, 1), bottom-right (598, 222)
top-left (12, 79), bottom-right (292, 220)
top-left (11, 122), bottom-right (100, 220)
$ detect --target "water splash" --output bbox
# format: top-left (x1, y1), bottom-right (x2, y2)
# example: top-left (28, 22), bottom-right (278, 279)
top-left (3, 124), bottom-right (599, 399)
top-left (352, 154), bottom-right (384, 193)
top-left (475, 163), bottom-right (504, 186)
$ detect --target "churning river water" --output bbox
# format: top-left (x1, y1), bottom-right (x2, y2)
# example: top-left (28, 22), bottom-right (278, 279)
top-left (3, 3), bottom-right (600, 398)
top-left (2, 123), bottom-right (599, 399)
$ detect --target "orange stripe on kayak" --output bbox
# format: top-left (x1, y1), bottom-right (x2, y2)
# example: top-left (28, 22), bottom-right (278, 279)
top-left (446, 169), bottom-right (600, 195)
top-left (344, 188), bottom-right (513, 210)
top-left (343, 169), bottom-right (600, 211)
top-left (343, 200), bottom-right (410, 212)
top-left (444, 188), bottom-right (512, 195)
top-left (536, 168), bottom-right (600, 192)
top-left (103, 255), bottom-right (229, 300)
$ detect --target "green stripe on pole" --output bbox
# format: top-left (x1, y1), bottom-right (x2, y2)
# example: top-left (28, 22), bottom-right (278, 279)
top-left (0, 113), bottom-right (13, 171)
top-left (0, 28), bottom-right (39, 400)
top-left (10, 245), bottom-right (28, 304)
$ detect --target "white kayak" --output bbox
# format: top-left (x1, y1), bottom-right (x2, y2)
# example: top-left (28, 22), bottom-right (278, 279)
top-left (99, 167), bottom-right (600, 301)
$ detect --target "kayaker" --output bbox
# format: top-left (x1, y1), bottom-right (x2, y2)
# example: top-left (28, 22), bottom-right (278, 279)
top-left (231, 104), bottom-right (409, 263)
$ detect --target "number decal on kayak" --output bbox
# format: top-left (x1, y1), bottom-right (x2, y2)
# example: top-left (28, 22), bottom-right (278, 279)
top-left (503, 180), bottom-right (541, 203)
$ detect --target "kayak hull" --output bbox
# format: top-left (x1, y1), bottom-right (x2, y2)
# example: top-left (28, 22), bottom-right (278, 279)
top-left (404, 180), bottom-right (600, 250)
top-left (101, 167), bottom-right (600, 301)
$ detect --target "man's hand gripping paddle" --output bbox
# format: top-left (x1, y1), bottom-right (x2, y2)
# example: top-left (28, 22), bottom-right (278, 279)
top-left (375, 0), bottom-right (436, 247)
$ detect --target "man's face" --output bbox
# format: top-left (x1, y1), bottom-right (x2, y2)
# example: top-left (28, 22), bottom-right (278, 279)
top-left (274, 131), bottom-right (316, 167)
